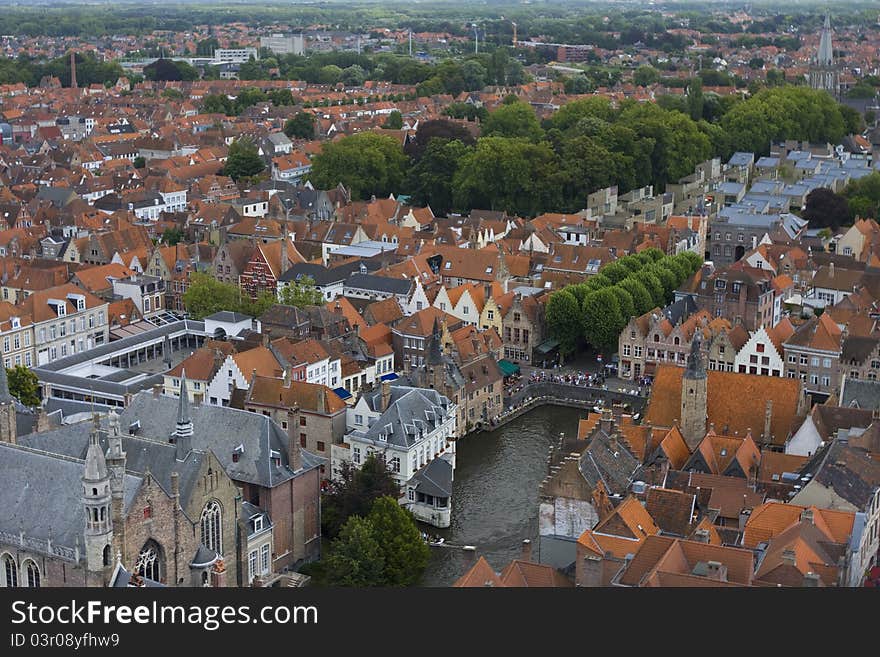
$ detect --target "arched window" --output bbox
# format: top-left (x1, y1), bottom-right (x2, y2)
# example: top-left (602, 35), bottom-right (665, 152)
top-left (23, 560), bottom-right (39, 588)
top-left (674, 337), bottom-right (680, 346)
top-left (136, 540), bottom-right (163, 582)
top-left (3, 554), bottom-right (17, 587)
top-left (200, 500), bottom-right (223, 554)
top-left (103, 545), bottom-right (112, 567)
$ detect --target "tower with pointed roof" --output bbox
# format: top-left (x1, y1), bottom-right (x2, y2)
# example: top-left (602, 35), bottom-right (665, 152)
top-left (0, 358), bottom-right (17, 444)
top-left (172, 369), bottom-right (193, 461)
top-left (680, 331), bottom-right (708, 450)
top-left (82, 413), bottom-right (113, 578)
top-left (106, 409), bottom-right (127, 562)
top-left (809, 15), bottom-right (840, 99)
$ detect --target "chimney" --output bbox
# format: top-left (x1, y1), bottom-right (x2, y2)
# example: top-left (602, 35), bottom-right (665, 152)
top-left (287, 409), bottom-right (303, 472)
top-left (802, 571), bottom-right (821, 587)
top-left (829, 261), bottom-right (834, 279)
top-left (380, 380), bottom-right (391, 412)
top-left (764, 399), bottom-right (773, 439)
top-left (782, 549), bottom-right (796, 567)
top-left (693, 528), bottom-right (710, 543)
top-left (600, 408), bottom-right (613, 434)
top-left (738, 507), bottom-right (751, 531)
top-left (484, 283), bottom-right (492, 303)
top-left (152, 383), bottom-right (162, 398)
top-left (705, 560), bottom-right (727, 582)
top-left (521, 539), bottom-right (532, 563)
top-left (800, 508), bottom-right (814, 525)
top-left (262, 329), bottom-right (270, 347)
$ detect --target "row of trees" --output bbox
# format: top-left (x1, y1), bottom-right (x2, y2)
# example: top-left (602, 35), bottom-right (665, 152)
top-left (545, 249), bottom-right (704, 359)
top-left (308, 85), bottom-right (854, 218)
top-left (0, 52), bottom-right (124, 88)
top-left (181, 272), bottom-right (324, 319)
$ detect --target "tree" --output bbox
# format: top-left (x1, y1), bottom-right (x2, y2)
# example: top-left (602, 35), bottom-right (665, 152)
top-left (452, 137), bottom-right (560, 217)
top-left (481, 101), bottom-right (544, 142)
top-left (322, 515), bottom-right (386, 587)
top-left (308, 132), bottom-right (407, 201)
top-left (182, 272), bottom-right (244, 319)
top-left (633, 66), bottom-right (660, 87)
top-left (802, 187), bottom-right (850, 231)
top-left (284, 112), bottom-right (315, 139)
top-left (278, 275), bottom-right (324, 308)
top-left (582, 289), bottom-right (623, 350)
top-left (597, 261), bottom-right (631, 285)
top-left (133, 156), bottom-right (146, 169)
top-left (646, 264), bottom-right (678, 302)
top-left (407, 138), bottom-right (471, 217)
top-left (382, 110), bottom-right (403, 129)
top-left (144, 58), bottom-right (198, 82)
top-left (545, 289), bottom-right (581, 363)
top-left (609, 286), bottom-right (635, 322)
top-left (405, 119), bottom-right (475, 161)
top-left (161, 227), bottom-right (184, 245)
top-left (321, 454), bottom-right (399, 539)
top-left (222, 138), bottom-right (265, 182)
top-left (634, 270), bottom-right (666, 308)
top-left (617, 278), bottom-right (655, 316)
top-left (366, 496), bottom-right (429, 586)
top-left (460, 59), bottom-right (487, 91)
top-left (7, 366), bottom-right (39, 407)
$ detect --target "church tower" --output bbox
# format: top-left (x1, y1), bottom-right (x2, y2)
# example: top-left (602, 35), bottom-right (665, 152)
top-left (172, 369), bottom-right (194, 461)
top-left (82, 413), bottom-right (113, 581)
top-left (680, 332), bottom-right (708, 450)
top-left (809, 15), bottom-right (840, 98)
top-left (0, 359), bottom-right (17, 444)
top-left (106, 410), bottom-right (127, 564)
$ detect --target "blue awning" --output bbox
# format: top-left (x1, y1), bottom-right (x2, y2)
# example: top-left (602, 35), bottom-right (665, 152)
top-left (380, 372), bottom-right (399, 381)
top-left (332, 387), bottom-right (352, 400)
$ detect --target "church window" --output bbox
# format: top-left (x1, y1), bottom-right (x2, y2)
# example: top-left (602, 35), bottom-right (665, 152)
top-left (136, 541), bottom-right (162, 582)
top-left (2, 555), bottom-right (16, 587)
top-left (23, 561), bottom-right (39, 588)
top-left (201, 500), bottom-right (223, 554)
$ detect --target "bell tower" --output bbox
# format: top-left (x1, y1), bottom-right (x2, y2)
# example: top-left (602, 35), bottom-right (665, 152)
top-left (82, 413), bottom-right (113, 581)
top-left (680, 332), bottom-right (708, 450)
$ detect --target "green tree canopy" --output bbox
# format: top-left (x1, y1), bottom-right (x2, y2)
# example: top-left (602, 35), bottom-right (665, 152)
top-left (308, 132), bottom-right (407, 200)
top-left (182, 272), bottom-right (244, 320)
top-left (382, 110), bottom-right (404, 129)
top-left (321, 454), bottom-right (399, 539)
top-left (617, 277), bottom-right (655, 316)
top-left (545, 289), bottom-right (581, 362)
top-left (223, 137), bottom-right (265, 182)
top-left (284, 112), bottom-right (316, 139)
top-left (481, 101), bottom-right (544, 142)
top-left (582, 288), bottom-right (623, 350)
top-left (366, 496), bottom-right (430, 586)
top-left (278, 275), bottom-right (325, 308)
top-left (322, 515), bottom-right (387, 587)
top-left (7, 366), bottom-right (40, 407)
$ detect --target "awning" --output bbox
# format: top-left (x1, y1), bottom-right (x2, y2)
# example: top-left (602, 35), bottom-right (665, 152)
top-left (497, 359), bottom-right (520, 376)
top-left (380, 372), bottom-right (399, 381)
top-left (535, 339), bottom-right (560, 354)
top-left (332, 387), bottom-right (352, 400)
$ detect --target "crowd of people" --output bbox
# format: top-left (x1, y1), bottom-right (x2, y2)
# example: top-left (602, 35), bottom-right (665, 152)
top-left (502, 367), bottom-right (653, 398)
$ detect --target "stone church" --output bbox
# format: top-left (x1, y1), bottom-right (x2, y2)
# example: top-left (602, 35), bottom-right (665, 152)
top-left (809, 15), bottom-right (840, 99)
top-left (0, 367), bottom-right (240, 587)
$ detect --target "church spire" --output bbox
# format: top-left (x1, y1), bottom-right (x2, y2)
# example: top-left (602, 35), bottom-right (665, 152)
top-left (817, 14), bottom-right (834, 67)
top-left (173, 369), bottom-right (193, 460)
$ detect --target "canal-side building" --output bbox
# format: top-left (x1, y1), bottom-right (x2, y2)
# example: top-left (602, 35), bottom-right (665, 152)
top-left (333, 381), bottom-right (457, 527)
top-left (538, 410), bottom-right (644, 571)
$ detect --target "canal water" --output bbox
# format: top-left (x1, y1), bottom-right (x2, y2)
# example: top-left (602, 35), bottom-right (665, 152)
top-left (419, 405), bottom-right (586, 586)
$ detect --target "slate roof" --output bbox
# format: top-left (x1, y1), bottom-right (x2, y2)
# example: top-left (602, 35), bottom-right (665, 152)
top-left (798, 440), bottom-right (880, 510)
top-left (409, 455), bottom-right (453, 498)
top-left (357, 385), bottom-right (453, 449)
top-left (577, 430), bottom-right (642, 496)
top-left (840, 378), bottom-right (880, 411)
top-left (0, 442), bottom-right (141, 555)
top-left (344, 273), bottom-right (412, 296)
top-left (118, 392), bottom-right (322, 487)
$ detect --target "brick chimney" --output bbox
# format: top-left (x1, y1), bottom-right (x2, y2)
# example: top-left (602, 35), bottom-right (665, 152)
top-left (802, 571), bottom-right (821, 587)
top-left (287, 408), bottom-right (302, 472)
top-left (380, 379), bottom-right (391, 412)
top-left (800, 508), bottom-right (814, 524)
top-left (521, 539), bottom-right (532, 563)
top-left (763, 399), bottom-right (773, 441)
top-left (693, 528), bottom-right (710, 543)
top-left (600, 407), bottom-right (613, 434)
top-left (705, 560), bottom-right (727, 582)
top-left (462, 545), bottom-right (476, 568)
top-left (782, 549), bottom-right (796, 567)
top-left (152, 383), bottom-right (162, 398)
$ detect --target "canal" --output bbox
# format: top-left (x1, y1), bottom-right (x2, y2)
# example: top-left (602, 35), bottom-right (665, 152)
top-left (419, 404), bottom-right (587, 586)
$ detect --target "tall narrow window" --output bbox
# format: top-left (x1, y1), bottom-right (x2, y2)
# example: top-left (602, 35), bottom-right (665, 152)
top-left (200, 500), bottom-right (223, 554)
top-left (23, 561), bottom-right (39, 588)
top-left (3, 555), bottom-right (16, 587)
top-left (135, 541), bottom-right (162, 582)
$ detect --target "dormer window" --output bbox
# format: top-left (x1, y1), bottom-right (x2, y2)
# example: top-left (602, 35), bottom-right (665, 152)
top-left (252, 516), bottom-right (263, 532)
